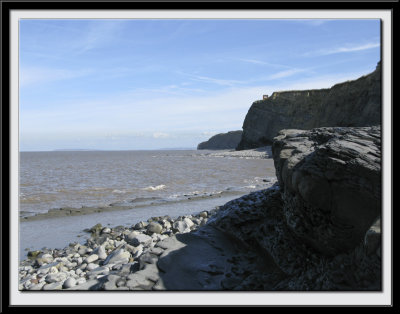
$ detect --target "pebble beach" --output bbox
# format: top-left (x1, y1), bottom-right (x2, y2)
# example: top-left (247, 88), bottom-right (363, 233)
top-left (18, 208), bottom-right (220, 290)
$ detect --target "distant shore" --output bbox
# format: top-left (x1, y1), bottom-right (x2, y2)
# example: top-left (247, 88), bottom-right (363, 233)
top-left (199, 146), bottom-right (272, 159)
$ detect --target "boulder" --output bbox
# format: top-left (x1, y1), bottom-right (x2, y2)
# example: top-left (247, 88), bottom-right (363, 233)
top-left (272, 126), bottom-right (381, 255)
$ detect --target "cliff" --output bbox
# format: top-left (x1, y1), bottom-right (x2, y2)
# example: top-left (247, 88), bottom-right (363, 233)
top-left (237, 62), bottom-right (381, 150)
top-left (197, 130), bottom-right (243, 150)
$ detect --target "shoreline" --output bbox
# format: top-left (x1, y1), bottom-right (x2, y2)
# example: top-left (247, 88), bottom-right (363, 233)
top-left (19, 180), bottom-right (276, 222)
top-left (19, 188), bottom-right (276, 260)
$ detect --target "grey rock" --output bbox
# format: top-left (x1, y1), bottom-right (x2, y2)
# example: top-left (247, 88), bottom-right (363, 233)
top-left (133, 221), bottom-right (148, 230)
top-left (96, 245), bottom-right (108, 260)
top-left (237, 62), bottom-right (381, 150)
top-left (84, 254), bottom-right (99, 264)
top-left (199, 211), bottom-right (208, 218)
top-left (172, 220), bottom-right (190, 234)
top-left (62, 277), bottom-right (77, 289)
top-left (103, 247), bottom-right (131, 265)
top-left (125, 243), bottom-right (143, 258)
top-left (125, 232), bottom-right (152, 247)
top-left (87, 266), bottom-right (110, 279)
top-left (147, 222), bottom-right (163, 234)
top-left (42, 282), bottom-right (63, 290)
top-left (86, 263), bottom-right (99, 271)
top-left (197, 130), bottom-right (243, 150)
top-left (272, 126), bottom-right (381, 255)
top-left (364, 217), bottom-right (381, 255)
top-left (45, 272), bottom-right (67, 283)
top-left (139, 252), bottom-right (158, 269)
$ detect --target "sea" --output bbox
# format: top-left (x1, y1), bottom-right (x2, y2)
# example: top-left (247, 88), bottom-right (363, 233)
top-left (18, 149), bottom-right (276, 259)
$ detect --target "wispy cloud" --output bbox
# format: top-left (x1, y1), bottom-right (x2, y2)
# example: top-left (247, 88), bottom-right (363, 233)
top-left (305, 42), bottom-right (380, 57)
top-left (288, 19), bottom-right (330, 27)
top-left (267, 68), bottom-right (308, 80)
top-left (152, 132), bottom-right (170, 139)
top-left (20, 66), bottom-right (93, 87)
top-left (74, 21), bottom-right (125, 54)
top-left (182, 73), bottom-right (243, 87)
top-left (236, 58), bottom-right (291, 69)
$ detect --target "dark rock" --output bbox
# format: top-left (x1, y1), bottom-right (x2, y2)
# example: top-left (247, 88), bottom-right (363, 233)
top-left (272, 126), bottom-right (381, 255)
top-left (197, 130), bottom-right (243, 150)
top-left (237, 62), bottom-right (381, 150)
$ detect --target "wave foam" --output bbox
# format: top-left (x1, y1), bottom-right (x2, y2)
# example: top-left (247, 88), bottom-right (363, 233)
top-left (142, 184), bottom-right (166, 191)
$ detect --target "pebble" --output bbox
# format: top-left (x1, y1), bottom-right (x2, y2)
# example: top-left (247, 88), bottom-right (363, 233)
top-left (63, 277), bottom-right (77, 288)
top-left (147, 222), bottom-right (163, 234)
top-left (18, 209), bottom-right (219, 290)
top-left (84, 254), bottom-right (99, 264)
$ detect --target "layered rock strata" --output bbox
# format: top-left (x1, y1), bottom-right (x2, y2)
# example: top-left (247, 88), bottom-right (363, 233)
top-left (237, 62), bottom-right (381, 150)
top-left (271, 126), bottom-right (381, 255)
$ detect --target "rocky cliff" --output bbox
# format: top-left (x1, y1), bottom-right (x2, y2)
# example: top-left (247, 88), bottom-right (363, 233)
top-left (210, 126), bottom-right (381, 290)
top-left (237, 62), bottom-right (381, 150)
top-left (197, 130), bottom-right (243, 150)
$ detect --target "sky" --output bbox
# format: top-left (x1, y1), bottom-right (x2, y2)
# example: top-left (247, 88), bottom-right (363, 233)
top-left (19, 18), bottom-right (381, 151)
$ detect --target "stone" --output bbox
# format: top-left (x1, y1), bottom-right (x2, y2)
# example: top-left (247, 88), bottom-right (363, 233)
top-left (42, 282), bottom-right (63, 290)
top-left (162, 220), bottom-right (172, 230)
top-left (87, 266), bottom-right (110, 279)
top-left (133, 221), bottom-right (148, 230)
top-left (103, 247), bottom-right (131, 265)
top-left (84, 254), bottom-right (99, 264)
top-left (199, 211), bottom-right (208, 218)
top-left (364, 217), bottom-right (381, 255)
top-left (45, 272), bottom-right (67, 283)
top-left (96, 246), bottom-right (108, 260)
top-left (63, 277), bottom-right (77, 289)
top-left (147, 222), bottom-right (163, 234)
top-left (125, 244), bottom-right (143, 258)
top-left (86, 263), bottom-right (98, 271)
top-left (101, 227), bottom-right (111, 234)
top-left (126, 232), bottom-right (152, 247)
top-left (172, 220), bottom-right (191, 234)
top-left (183, 218), bottom-right (195, 229)
top-left (139, 252), bottom-right (158, 269)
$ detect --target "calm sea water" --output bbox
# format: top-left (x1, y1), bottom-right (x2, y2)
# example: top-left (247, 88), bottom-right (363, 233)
top-left (20, 150), bottom-right (276, 217)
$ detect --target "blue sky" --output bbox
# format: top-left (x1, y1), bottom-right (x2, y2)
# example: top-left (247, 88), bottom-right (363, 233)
top-left (19, 19), bottom-right (381, 151)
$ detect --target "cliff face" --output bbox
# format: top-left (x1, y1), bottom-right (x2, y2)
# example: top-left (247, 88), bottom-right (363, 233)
top-left (197, 130), bottom-right (243, 150)
top-left (210, 126), bottom-right (381, 290)
top-left (237, 62), bottom-right (381, 150)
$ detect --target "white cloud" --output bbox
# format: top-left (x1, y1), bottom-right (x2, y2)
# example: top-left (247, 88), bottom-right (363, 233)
top-left (236, 58), bottom-right (291, 69)
top-left (181, 72), bottom-right (244, 87)
top-left (267, 68), bottom-right (308, 80)
top-left (306, 42), bottom-right (380, 56)
top-left (20, 66), bottom-right (92, 86)
top-left (152, 132), bottom-right (170, 139)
